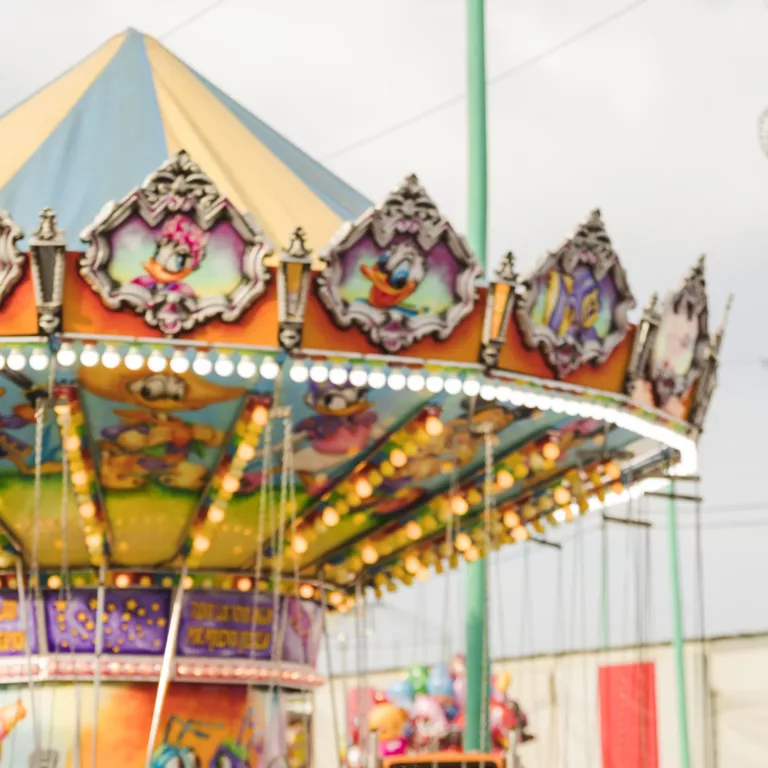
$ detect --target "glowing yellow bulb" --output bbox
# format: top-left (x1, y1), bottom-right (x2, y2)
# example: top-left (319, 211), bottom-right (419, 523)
top-left (299, 583), bottom-right (316, 599)
top-left (192, 534), bottom-right (210, 553)
top-left (183, 576), bottom-right (194, 590)
top-left (611, 480), bottom-right (625, 495)
top-left (207, 505), bottom-right (225, 524)
top-left (47, 575), bottom-right (62, 590)
top-left (416, 567), bottom-right (430, 581)
top-left (451, 496), bottom-right (469, 516)
top-left (221, 474), bottom-right (240, 494)
top-left (328, 591), bottom-right (344, 607)
top-left (236, 577), bottom-right (253, 592)
top-left (405, 521), bottom-right (422, 540)
top-left (465, 546), bottom-right (479, 563)
top-left (237, 443), bottom-right (256, 462)
top-left (553, 486), bottom-right (572, 506)
top-left (251, 405), bottom-right (269, 426)
top-left (354, 477), bottom-right (373, 499)
top-left (322, 506), bottom-right (340, 527)
top-left (78, 502), bottom-right (96, 519)
top-left (404, 555), bottom-right (421, 575)
top-left (64, 434), bottom-right (81, 452)
top-left (496, 470), bottom-right (515, 490)
top-left (513, 526), bottom-right (529, 542)
top-left (502, 510), bottom-right (521, 529)
top-left (292, 535), bottom-right (309, 555)
top-left (361, 545), bottom-right (379, 565)
top-left (114, 573), bottom-right (131, 589)
top-left (390, 449), bottom-right (408, 468)
top-left (542, 439), bottom-right (560, 461)
top-left (603, 460), bottom-right (622, 481)
top-left (71, 470), bottom-right (88, 489)
top-left (85, 533), bottom-right (102, 550)
top-left (425, 415), bottom-right (444, 436)
top-left (455, 532), bottom-right (472, 552)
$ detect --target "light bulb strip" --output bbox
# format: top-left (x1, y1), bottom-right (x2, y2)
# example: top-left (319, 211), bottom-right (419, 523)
top-left (52, 386), bottom-right (108, 566)
top-left (185, 396), bottom-right (272, 565)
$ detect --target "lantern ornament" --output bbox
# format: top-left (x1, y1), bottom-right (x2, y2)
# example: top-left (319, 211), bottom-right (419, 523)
top-left (278, 227), bottom-right (314, 351)
top-left (480, 250), bottom-right (518, 369)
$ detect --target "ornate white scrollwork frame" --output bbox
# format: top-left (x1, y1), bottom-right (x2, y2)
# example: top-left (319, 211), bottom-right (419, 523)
top-left (79, 150), bottom-right (271, 336)
top-left (515, 210), bottom-right (636, 379)
top-left (0, 209), bottom-right (26, 309)
top-left (315, 174), bottom-right (481, 353)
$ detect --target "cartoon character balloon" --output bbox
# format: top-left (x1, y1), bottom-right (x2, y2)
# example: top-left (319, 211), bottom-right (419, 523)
top-left (369, 702), bottom-right (409, 758)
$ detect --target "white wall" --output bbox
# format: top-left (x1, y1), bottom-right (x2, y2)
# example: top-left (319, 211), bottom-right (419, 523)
top-left (312, 633), bottom-right (768, 768)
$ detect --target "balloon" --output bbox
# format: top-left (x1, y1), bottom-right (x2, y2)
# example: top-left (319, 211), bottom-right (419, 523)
top-left (427, 664), bottom-right (454, 698)
top-left (408, 665), bottom-right (429, 695)
top-left (387, 678), bottom-right (414, 708)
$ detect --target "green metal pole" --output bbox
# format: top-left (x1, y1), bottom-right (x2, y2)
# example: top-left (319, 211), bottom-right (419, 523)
top-left (465, 0), bottom-right (489, 754)
top-left (667, 480), bottom-right (692, 768)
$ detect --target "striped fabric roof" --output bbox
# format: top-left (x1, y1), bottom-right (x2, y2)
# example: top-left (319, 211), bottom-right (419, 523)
top-left (0, 29), bottom-right (370, 251)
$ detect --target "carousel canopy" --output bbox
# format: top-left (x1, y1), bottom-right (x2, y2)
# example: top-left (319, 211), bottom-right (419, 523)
top-left (0, 28), bottom-right (369, 252)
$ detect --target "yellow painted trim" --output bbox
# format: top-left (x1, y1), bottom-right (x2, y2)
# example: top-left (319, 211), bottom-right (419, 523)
top-left (0, 33), bottom-right (126, 188)
top-left (143, 36), bottom-right (344, 255)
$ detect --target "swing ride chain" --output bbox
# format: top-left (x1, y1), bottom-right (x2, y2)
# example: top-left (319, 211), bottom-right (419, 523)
top-left (480, 428), bottom-right (494, 752)
top-left (250, 418), bottom-right (272, 662)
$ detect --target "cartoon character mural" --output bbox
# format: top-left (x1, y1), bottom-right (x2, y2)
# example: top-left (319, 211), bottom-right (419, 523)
top-left (78, 366), bottom-right (244, 493)
top-left (360, 242), bottom-right (427, 313)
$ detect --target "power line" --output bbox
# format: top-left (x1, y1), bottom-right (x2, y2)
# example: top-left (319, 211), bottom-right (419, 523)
top-left (159, 0), bottom-right (231, 41)
top-left (322, 0), bottom-right (654, 162)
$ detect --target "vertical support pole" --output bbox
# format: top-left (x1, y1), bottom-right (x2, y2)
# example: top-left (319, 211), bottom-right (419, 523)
top-left (667, 481), bottom-right (691, 768)
top-left (91, 561), bottom-right (106, 768)
top-left (465, 0), bottom-right (489, 753)
top-left (601, 519), bottom-right (610, 650)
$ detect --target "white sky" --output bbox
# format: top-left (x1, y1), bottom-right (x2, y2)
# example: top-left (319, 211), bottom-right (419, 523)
top-left (1, 0), bottom-right (767, 668)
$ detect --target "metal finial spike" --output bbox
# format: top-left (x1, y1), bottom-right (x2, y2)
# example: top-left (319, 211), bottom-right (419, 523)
top-left (35, 207), bottom-right (58, 241)
top-left (494, 251), bottom-right (517, 284)
top-left (285, 227), bottom-right (311, 261)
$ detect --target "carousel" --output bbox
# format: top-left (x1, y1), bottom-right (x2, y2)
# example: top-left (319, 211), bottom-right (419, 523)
top-left (0, 20), bottom-right (728, 768)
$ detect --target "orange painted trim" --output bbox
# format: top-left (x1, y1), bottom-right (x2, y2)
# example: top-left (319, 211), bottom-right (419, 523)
top-left (383, 754), bottom-right (503, 768)
top-left (0, 258), bottom-right (40, 335)
top-left (62, 253), bottom-right (279, 346)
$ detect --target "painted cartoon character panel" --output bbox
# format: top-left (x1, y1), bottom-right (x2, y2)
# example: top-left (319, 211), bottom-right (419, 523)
top-left (316, 175), bottom-right (481, 352)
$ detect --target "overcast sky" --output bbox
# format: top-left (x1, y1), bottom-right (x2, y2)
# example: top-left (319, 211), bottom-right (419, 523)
top-left (1, 0), bottom-right (767, 669)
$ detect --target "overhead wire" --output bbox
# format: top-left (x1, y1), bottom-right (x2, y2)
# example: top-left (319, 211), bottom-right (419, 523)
top-left (158, 0), bottom-right (232, 41)
top-left (322, 0), bottom-right (655, 161)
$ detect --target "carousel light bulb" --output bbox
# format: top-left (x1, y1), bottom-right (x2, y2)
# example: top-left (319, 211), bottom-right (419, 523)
top-left (251, 404), bottom-right (269, 426)
top-left (611, 480), bottom-right (625, 495)
top-left (424, 415), bottom-right (443, 437)
top-left (513, 526), bottom-right (530, 542)
top-left (541, 439), bottom-right (560, 461)
top-left (389, 448), bottom-right (407, 469)
top-left (479, 384), bottom-right (496, 401)
top-left (349, 367), bottom-right (367, 387)
top-left (192, 352), bottom-right (212, 376)
top-left (56, 343), bottom-right (77, 368)
top-left (101, 346), bottom-right (121, 369)
top-left (236, 354), bottom-right (257, 379)
top-left (309, 362), bottom-right (329, 383)
top-left (404, 555), bottom-right (421, 575)
top-left (387, 370), bottom-right (406, 391)
top-left (182, 576), bottom-right (194, 590)
top-left (64, 434), bottom-right (81, 452)
top-left (221, 475), bottom-right (240, 494)
top-left (367, 369), bottom-right (386, 389)
top-left (416, 567), bottom-right (429, 581)
top-left (170, 349), bottom-right (190, 373)
top-left (328, 591), bottom-right (344, 607)
top-left (495, 385), bottom-right (512, 402)
top-left (406, 373), bottom-right (426, 392)
top-left (214, 353), bottom-right (235, 377)
top-left (78, 502), bottom-right (96, 519)
top-left (291, 534), bottom-right (309, 555)
top-left (322, 506), bottom-right (340, 527)
top-left (502, 510), bottom-right (520, 528)
top-left (425, 374), bottom-right (444, 394)
top-left (124, 347), bottom-right (144, 371)
top-left (604, 460), bottom-right (622, 481)
top-left (454, 532), bottom-right (472, 552)
top-left (207, 505), bottom-right (225, 524)
top-left (462, 378), bottom-right (481, 397)
top-left (114, 573), bottom-right (131, 588)
top-left (236, 577), bottom-right (253, 592)
top-left (496, 469), bottom-right (515, 490)
top-left (328, 366), bottom-right (348, 385)
top-left (405, 521), bottom-right (422, 540)
top-left (6, 348), bottom-right (25, 371)
top-left (444, 375), bottom-right (462, 395)
top-left (193, 534), bottom-right (211, 553)
top-left (451, 495), bottom-right (469, 516)
top-left (80, 344), bottom-right (99, 368)
top-left (360, 545), bottom-right (379, 565)
top-left (553, 486), bottom-right (571, 506)
top-left (289, 360), bottom-right (309, 383)
top-left (47, 574), bottom-right (62, 590)
top-left (237, 442), bottom-right (256, 462)
top-left (85, 532), bottom-right (102, 550)
top-left (299, 583), bottom-right (316, 599)
top-left (71, 470), bottom-right (88, 488)
top-left (259, 356), bottom-right (280, 380)
top-left (147, 349), bottom-right (167, 372)
top-left (465, 546), bottom-right (479, 563)
top-left (354, 477), bottom-right (373, 499)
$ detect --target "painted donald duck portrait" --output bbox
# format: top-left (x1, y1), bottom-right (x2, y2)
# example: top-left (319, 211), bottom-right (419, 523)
top-left (359, 241), bottom-right (426, 313)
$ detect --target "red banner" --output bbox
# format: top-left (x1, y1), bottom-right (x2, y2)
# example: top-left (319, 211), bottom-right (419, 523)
top-left (599, 662), bottom-right (659, 768)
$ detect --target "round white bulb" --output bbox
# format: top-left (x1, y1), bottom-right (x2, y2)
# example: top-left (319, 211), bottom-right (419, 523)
top-left (288, 361), bottom-right (308, 383)
top-left (387, 371), bottom-right (406, 391)
top-left (80, 345), bottom-right (99, 368)
top-left (367, 369), bottom-right (386, 389)
top-left (101, 347), bottom-right (121, 369)
top-left (553, 508), bottom-right (567, 523)
top-left (329, 366), bottom-right (348, 386)
top-left (406, 373), bottom-right (425, 392)
top-left (425, 374), bottom-right (444, 394)
top-left (124, 348), bottom-right (144, 371)
top-left (444, 376), bottom-right (462, 395)
top-left (237, 355), bottom-right (257, 379)
top-left (349, 368), bottom-right (367, 388)
top-left (214, 354), bottom-right (234, 377)
top-left (29, 349), bottom-right (49, 371)
top-left (550, 397), bottom-right (566, 413)
top-left (147, 350), bottom-right (167, 373)
top-left (508, 390), bottom-right (526, 406)
top-left (170, 350), bottom-right (190, 374)
top-left (6, 349), bottom-right (25, 372)
top-left (495, 385), bottom-right (511, 402)
top-left (309, 363), bottom-right (328, 383)
top-left (479, 383), bottom-right (496, 401)
top-left (56, 344), bottom-right (76, 368)
top-left (259, 357), bottom-right (280, 380)
top-left (462, 378), bottom-right (481, 397)
top-left (192, 353), bottom-right (212, 376)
